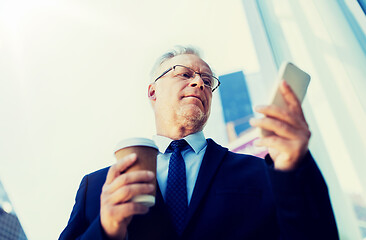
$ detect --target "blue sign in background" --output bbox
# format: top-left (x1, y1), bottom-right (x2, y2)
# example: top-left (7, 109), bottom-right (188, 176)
top-left (218, 71), bottom-right (253, 137)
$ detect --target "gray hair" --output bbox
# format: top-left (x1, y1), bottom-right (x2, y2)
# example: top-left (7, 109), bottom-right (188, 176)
top-left (150, 45), bottom-right (203, 82)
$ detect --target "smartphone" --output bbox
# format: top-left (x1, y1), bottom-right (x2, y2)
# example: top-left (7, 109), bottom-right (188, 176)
top-left (261, 62), bottom-right (311, 137)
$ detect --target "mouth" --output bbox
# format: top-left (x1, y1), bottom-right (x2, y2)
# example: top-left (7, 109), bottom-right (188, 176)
top-left (183, 95), bottom-right (205, 107)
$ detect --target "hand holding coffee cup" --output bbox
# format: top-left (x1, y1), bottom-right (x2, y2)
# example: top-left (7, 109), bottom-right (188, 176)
top-left (114, 138), bottom-right (159, 207)
top-left (100, 152), bottom-right (156, 239)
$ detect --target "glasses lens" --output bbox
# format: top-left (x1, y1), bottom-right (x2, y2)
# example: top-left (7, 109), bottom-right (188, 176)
top-left (173, 65), bottom-right (219, 92)
top-left (174, 66), bottom-right (195, 79)
top-left (200, 73), bottom-right (214, 88)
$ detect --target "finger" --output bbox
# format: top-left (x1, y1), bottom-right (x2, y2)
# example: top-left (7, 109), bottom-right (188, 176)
top-left (254, 105), bottom-right (306, 128)
top-left (250, 117), bottom-right (300, 139)
top-left (254, 136), bottom-right (292, 153)
top-left (255, 136), bottom-right (309, 168)
top-left (255, 135), bottom-right (309, 156)
top-left (106, 183), bottom-right (155, 205)
top-left (105, 153), bottom-right (137, 185)
top-left (103, 202), bottom-right (149, 223)
top-left (280, 81), bottom-right (306, 120)
top-left (108, 170), bottom-right (155, 193)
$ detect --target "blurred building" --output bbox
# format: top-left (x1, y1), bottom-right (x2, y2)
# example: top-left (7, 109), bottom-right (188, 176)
top-left (0, 180), bottom-right (27, 240)
top-left (218, 71), bottom-right (267, 158)
top-left (218, 71), bottom-right (253, 142)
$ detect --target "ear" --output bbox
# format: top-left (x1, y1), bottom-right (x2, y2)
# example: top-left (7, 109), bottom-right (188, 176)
top-left (148, 84), bottom-right (156, 101)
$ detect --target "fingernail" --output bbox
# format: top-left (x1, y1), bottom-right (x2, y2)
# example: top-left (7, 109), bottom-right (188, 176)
top-left (147, 171), bottom-right (154, 178)
top-left (128, 153), bottom-right (137, 158)
top-left (127, 153), bottom-right (137, 161)
top-left (254, 105), bottom-right (265, 111)
top-left (281, 80), bottom-right (288, 87)
top-left (148, 184), bottom-right (155, 191)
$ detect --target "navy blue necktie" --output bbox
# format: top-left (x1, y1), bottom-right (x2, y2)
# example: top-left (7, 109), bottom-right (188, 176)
top-left (165, 139), bottom-right (188, 235)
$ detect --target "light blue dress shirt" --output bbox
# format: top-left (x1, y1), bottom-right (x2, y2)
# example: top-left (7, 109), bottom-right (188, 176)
top-left (153, 131), bottom-right (207, 205)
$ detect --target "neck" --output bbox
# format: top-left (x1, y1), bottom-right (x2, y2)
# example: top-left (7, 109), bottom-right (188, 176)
top-left (155, 119), bottom-right (203, 140)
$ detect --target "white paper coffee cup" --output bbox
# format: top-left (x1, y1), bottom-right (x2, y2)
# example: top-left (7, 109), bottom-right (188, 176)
top-left (114, 138), bottom-right (158, 207)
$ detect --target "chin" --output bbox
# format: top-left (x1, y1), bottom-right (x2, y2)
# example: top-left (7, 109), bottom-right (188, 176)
top-left (177, 105), bottom-right (209, 130)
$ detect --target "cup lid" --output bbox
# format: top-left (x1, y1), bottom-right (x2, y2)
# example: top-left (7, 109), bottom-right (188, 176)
top-left (114, 138), bottom-right (158, 153)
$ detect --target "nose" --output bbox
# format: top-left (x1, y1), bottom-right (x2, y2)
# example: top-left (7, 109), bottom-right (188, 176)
top-left (189, 74), bottom-right (204, 91)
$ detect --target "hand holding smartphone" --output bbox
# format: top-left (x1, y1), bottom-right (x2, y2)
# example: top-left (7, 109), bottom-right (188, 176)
top-left (260, 62), bottom-right (311, 137)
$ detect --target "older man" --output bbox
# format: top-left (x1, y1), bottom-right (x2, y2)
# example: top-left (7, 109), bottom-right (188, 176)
top-left (59, 47), bottom-right (338, 240)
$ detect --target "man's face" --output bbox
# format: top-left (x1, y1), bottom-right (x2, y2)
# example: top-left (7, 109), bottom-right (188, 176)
top-left (149, 54), bottom-right (213, 131)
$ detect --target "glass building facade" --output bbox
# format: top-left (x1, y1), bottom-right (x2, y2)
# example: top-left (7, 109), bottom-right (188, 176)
top-left (218, 71), bottom-right (253, 142)
top-left (0, 180), bottom-right (27, 240)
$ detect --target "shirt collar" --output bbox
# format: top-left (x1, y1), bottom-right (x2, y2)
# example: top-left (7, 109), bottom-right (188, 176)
top-left (153, 131), bottom-right (207, 154)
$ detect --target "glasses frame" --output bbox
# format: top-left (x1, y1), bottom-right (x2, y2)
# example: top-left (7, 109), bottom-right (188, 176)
top-left (154, 64), bottom-right (221, 92)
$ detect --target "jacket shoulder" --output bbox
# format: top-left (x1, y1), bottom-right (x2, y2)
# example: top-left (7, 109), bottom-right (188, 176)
top-left (86, 166), bottom-right (110, 180)
top-left (83, 166), bottom-right (110, 197)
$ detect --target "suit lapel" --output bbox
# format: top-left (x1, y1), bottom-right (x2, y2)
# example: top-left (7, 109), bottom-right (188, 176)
top-left (183, 139), bottom-right (228, 230)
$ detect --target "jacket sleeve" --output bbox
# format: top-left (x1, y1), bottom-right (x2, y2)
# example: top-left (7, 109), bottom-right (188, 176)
top-left (266, 151), bottom-right (339, 240)
top-left (59, 175), bottom-right (111, 240)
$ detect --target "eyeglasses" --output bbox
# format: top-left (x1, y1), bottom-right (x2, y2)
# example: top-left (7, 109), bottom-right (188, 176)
top-left (154, 65), bottom-right (220, 92)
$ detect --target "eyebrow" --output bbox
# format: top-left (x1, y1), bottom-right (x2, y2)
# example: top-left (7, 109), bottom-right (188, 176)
top-left (186, 65), bottom-right (213, 75)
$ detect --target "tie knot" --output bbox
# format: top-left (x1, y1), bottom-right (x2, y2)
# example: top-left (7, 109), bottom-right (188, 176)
top-left (168, 139), bottom-right (188, 153)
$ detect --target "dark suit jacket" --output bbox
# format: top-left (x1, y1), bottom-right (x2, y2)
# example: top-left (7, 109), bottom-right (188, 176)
top-left (59, 139), bottom-right (339, 240)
